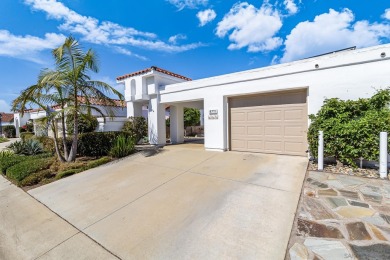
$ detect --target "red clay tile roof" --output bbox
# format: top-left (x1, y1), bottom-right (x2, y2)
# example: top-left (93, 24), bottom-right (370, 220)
top-left (0, 112), bottom-right (14, 123)
top-left (77, 96), bottom-right (126, 107)
top-left (23, 97), bottom-right (125, 113)
top-left (116, 66), bottom-right (192, 81)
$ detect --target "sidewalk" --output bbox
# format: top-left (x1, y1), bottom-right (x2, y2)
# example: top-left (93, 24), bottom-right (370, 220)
top-left (0, 138), bottom-right (19, 151)
top-left (0, 175), bottom-right (117, 259)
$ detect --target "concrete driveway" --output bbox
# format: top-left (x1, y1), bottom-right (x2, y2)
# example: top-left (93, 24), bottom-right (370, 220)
top-left (29, 144), bottom-right (308, 259)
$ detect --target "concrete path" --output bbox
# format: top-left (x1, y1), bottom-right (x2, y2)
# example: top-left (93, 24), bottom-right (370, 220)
top-left (0, 138), bottom-right (20, 151)
top-left (28, 144), bottom-right (308, 259)
top-left (0, 175), bottom-right (118, 259)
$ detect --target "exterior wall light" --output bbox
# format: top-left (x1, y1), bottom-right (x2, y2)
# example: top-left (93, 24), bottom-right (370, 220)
top-left (381, 52), bottom-right (386, 58)
top-left (315, 64), bottom-right (319, 69)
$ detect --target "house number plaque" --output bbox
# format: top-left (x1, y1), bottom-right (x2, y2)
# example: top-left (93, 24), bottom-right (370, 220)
top-left (208, 109), bottom-right (218, 120)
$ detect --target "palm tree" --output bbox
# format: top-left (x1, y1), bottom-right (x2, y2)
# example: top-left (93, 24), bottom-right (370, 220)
top-left (12, 36), bottom-right (124, 162)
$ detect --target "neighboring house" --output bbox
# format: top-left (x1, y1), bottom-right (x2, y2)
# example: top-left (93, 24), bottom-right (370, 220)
top-left (13, 97), bottom-right (127, 137)
top-left (118, 44), bottom-right (390, 157)
top-left (0, 112), bottom-right (14, 127)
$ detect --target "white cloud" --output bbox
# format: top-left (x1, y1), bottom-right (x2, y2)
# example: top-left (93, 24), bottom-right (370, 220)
top-left (197, 9), bottom-right (217, 26)
top-left (283, 0), bottom-right (298, 15)
top-left (0, 99), bottom-right (11, 113)
top-left (167, 0), bottom-right (208, 10)
top-left (113, 46), bottom-right (148, 61)
top-left (0, 30), bottom-right (65, 63)
top-left (383, 8), bottom-right (390, 20)
top-left (168, 34), bottom-right (187, 44)
top-left (281, 9), bottom-right (390, 63)
top-left (24, 0), bottom-right (203, 53)
top-left (216, 2), bottom-right (283, 52)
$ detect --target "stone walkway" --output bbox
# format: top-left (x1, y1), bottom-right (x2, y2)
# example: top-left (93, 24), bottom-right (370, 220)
top-left (287, 171), bottom-right (390, 260)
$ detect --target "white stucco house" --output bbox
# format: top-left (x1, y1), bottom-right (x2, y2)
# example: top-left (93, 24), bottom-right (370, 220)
top-left (118, 44), bottom-right (390, 157)
top-left (14, 97), bottom-right (127, 137)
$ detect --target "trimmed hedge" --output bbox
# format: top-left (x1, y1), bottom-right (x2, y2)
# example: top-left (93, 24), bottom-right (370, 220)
top-left (19, 169), bottom-right (53, 186)
top-left (55, 156), bottom-right (111, 180)
top-left (34, 136), bottom-right (55, 154)
top-left (0, 153), bottom-right (52, 174)
top-left (3, 125), bottom-right (16, 138)
top-left (6, 157), bottom-right (54, 183)
top-left (20, 132), bottom-right (35, 141)
top-left (77, 132), bottom-right (133, 157)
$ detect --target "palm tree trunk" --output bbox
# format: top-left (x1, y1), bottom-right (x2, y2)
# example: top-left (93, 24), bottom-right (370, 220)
top-left (67, 103), bottom-right (78, 162)
top-left (51, 121), bottom-right (65, 162)
top-left (61, 112), bottom-right (68, 159)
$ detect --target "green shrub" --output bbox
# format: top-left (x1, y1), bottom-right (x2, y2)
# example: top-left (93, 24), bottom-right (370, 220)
top-left (86, 157), bottom-right (111, 169)
top-left (0, 137), bottom-right (9, 143)
top-left (7, 139), bottom-right (44, 155)
top-left (55, 157), bottom-right (111, 180)
top-left (122, 116), bottom-right (147, 143)
top-left (6, 157), bottom-right (54, 183)
top-left (3, 125), bottom-right (16, 138)
top-left (66, 114), bottom-right (99, 134)
top-left (33, 136), bottom-right (55, 154)
top-left (7, 141), bottom-right (25, 154)
top-left (23, 139), bottom-right (44, 155)
top-left (0, 150), bottom-right (14, 158)
top-left (0, 155), bottom-right (25, 174)
top-left (19, 169), bottom-right (54, 186)
top-left (20, 132), bottom-right (35, 141)
top-left (184, 108), bottom-right (200, 127)
top-left (110, 135), bottom-right (135, 158)
top-left (56, 169), bottom-right (79, 179)
top-left (77, 131), bottom-right (132, 157)
top-left (308, 89), bottom-right (390, 166)
top-left (0, 153), bottom-right (52, 174)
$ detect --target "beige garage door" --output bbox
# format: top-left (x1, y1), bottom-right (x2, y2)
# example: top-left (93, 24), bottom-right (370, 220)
top-left (229, 90), bottom-right (308, 156)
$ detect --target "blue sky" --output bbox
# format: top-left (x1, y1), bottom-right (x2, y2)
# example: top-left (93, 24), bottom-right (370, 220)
top-left (1, 0), bottom-right (390, 112)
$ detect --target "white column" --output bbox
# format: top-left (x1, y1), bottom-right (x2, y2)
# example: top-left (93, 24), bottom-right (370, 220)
top-left (170, 105), bottom-right (184, 144)
top-left (204, 96), bottom-right (227, 151)
top-left (148, 97), bottom-right (166, 145)
top-left (200, 109), bottom-right (204, 126)
top-left (127, 102), bottom-right (143, 118)
top-left (318, 131), bottom-right (324, 171)
top-left (380, 132), bottom-right (388, 179)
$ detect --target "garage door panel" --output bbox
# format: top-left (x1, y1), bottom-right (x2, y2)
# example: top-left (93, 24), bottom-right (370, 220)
top-left (284, 126), bottom-right (305, 137)
top-left (264, 141), bottom-right (282, 152)
top-left (265, 110), bottom-right (282, 121)
top-left (230, 90), bottom-right (307, 156)
top-left (284, 109), bottom-right (304, 121)
top-left (264, 126), bottom-right (283, 136)
top-left (247, 140), bottom-right (264, 150)
top-left (231, 112), bottom-right (246, 121)
top-left (247, 111), bottom-right (264, 121)
top-left (247, 126), bottom-right (263, 135)
top-left (231, 126), bottom-right (246, 135)
top-left (231, 139), bottom-right (246, 149)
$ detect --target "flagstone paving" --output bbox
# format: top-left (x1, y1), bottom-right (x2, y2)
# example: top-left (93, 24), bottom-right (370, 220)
top-left (287, 171), bottom-right (390, 260)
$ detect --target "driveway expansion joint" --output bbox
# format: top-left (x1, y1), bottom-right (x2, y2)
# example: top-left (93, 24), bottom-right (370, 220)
top-left (188, 170), bottom-right (293, 193)
top-left (82, 152), bottom-right (219, 231)
top-left (25, 191), bottom-right (122, 260)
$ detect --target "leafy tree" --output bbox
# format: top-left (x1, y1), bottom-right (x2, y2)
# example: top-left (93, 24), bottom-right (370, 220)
top-left (12, 36), bottom-right (123, 162)
top-left (308, 89), bottom-right (390, 166)
top-left (122, 116), bottom-right (148, 143)
top-left (3, 125), bottom-right (16, 138)
top-left (66, 114), bottom-right (98, 134)
top-left (184, 108), bottom-right (200, 127)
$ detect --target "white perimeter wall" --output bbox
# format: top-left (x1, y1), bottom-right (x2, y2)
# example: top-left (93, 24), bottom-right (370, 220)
top-left (158, 44), bottom-right (390, 151)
